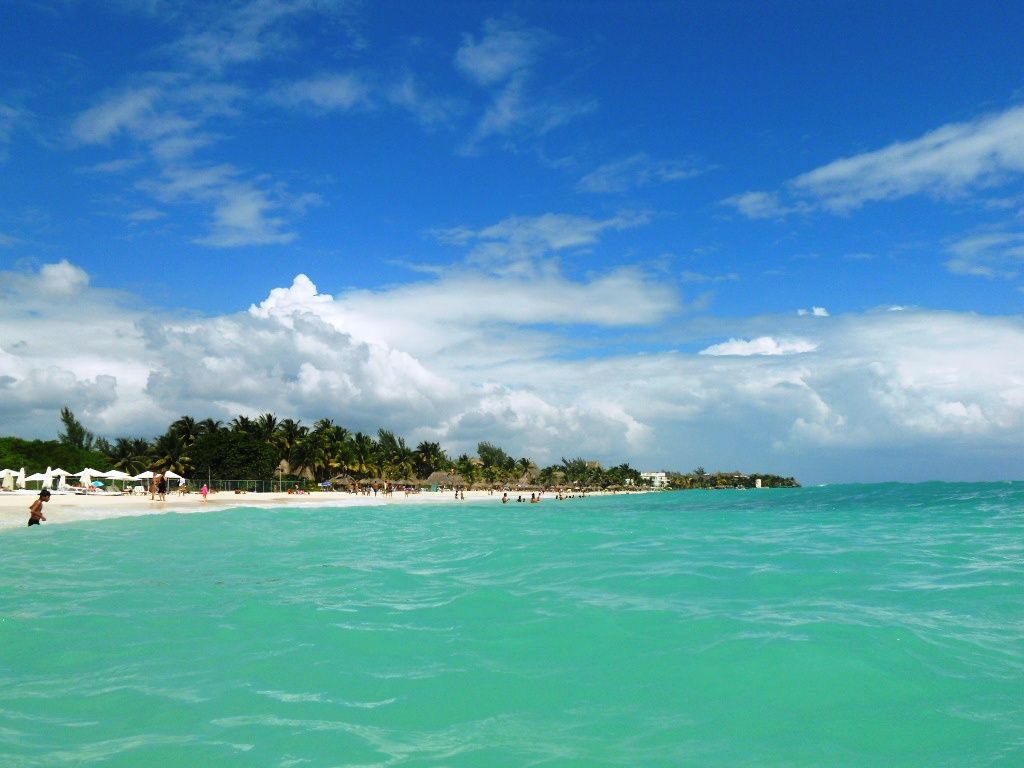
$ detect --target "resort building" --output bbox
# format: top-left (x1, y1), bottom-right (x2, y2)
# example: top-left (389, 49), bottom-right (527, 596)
top-left (640, 471), bottom-right (669, 488)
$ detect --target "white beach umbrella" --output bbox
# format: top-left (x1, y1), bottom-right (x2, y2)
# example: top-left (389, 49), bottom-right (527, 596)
top-left (16, 467), bottom-right (26, 489)
top-left (132, 471), bottom-right (155, 480)
top-left (43, 466), bottom-right (53, 490)
top-left (73, 468), bottom-right (105, 487)
top-left (104, 469), bottom-right (131, 490)
top-left (163, 471), bottom-right (183, 480)
top-left (0, 469), bottom-right (12, 490)
top-left (24, 472), bottom-right (46, 483)
top-left (50, 467), bottom-right (70, 490)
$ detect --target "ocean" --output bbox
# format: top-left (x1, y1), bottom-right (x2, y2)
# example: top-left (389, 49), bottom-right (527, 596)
top-left (1, 483), bottom-right (1022, 766)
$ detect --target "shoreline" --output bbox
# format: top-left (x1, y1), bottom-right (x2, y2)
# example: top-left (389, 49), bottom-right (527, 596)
top-left (0, 488), bottom-right (640, 531)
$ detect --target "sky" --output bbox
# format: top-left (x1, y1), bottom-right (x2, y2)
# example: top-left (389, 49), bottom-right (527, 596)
top-left (1, 0), bottom-right (1023, 484)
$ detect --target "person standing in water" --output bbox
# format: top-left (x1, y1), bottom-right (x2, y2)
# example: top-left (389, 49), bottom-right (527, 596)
top-left (28, 489), bottom-right (50, 526)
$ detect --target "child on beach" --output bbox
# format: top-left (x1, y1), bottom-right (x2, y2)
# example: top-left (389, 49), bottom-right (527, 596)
top-left (28, 489), bottom-right (50, 526)
top-left (200, 484), bottom-right (209, 502)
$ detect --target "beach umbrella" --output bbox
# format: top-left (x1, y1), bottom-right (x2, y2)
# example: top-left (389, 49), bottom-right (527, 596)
top-left (132, 471), bottom-right (155, 480)
top-left (16, 467), bottom-right (26, 489)
top-left (24, 472), bottom-right (47, 487)
top-left (163, 471), bottom-right (183, 480)
top-left (0, 469), bottom-right (13, 490)
top-left (73, 468), bottom-right (105, 488)
top-left (105, 470), bottom-right (132, 480)
top-left (43, 466), bottom-right (53, 490)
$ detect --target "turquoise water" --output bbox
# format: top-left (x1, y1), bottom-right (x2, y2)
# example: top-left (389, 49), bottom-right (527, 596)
top-left (2, 483), bottom-right (1022, 766)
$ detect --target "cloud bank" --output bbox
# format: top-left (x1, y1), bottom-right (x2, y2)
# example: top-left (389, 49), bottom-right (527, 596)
top-left (3, 260), bottom-right (1023, 483)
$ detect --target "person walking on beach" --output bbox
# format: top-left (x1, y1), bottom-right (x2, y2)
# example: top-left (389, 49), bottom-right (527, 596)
top-left (156, 474), bottom-right (168, 502)
top-left (28, 489), bottom-right (50, 526)
top-left (200, 484), bottom-right (209, 503)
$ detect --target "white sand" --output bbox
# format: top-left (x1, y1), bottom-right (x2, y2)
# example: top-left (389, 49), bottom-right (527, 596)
top-left (0, 487), bottom-right (621, 531)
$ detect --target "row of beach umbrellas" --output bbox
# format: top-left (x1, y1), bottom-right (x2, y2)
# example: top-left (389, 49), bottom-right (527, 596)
top-left (0, 467), bottom-right (182, 491)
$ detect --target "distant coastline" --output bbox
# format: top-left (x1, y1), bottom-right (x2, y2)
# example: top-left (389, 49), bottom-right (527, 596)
top-left (1, 408), bottom-right (800, 495)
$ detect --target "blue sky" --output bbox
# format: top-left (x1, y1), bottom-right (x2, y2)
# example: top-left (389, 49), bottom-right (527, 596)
top-left (2, 1), bottom-right (1023, 483)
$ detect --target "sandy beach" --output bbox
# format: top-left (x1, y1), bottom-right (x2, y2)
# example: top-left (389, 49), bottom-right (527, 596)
top-left (0, 487), bottom-right (616, 531)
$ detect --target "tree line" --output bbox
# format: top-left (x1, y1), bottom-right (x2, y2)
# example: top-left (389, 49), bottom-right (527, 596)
top-left (0, 408), bottom-right (646, 490)
top-left (2, 408), bottom-right (800, 490)
top-left (666, 467), bottom-right (799, 489)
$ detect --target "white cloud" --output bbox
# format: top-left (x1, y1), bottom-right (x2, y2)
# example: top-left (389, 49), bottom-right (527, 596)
top-left (39, 260), bottom-right (90, 294)
top-left (577, 153), bottom-right (701, 194)
top-left (699, 337), bottom-right (818, 356)
top-left (4, 258), bottom-right (1024, 483)
top-left (387, 76), bottom-right (458, 128)
top-left (945, 231), bottom-right (1024, 279)
top-left (170, 0), bottom-right (356, 73)
top-left (433, 211), bottom-right (650, 275)
top-left (454, 18), bottom-right (595, 154)
top-left (797, 307), bottom-right (830, 317)
top-left (726, 104), bottom-right (1024, 217)
top-left (721, 190), bottom-right (804, 219)
top-left (271, 73), bottom-right (371, 112)
top-left (454, 18), bottom-right (543, 86)
top-left (139, 164), bottom-right (309, 247)
top-left (792, 105), bottom-right (1024, 210)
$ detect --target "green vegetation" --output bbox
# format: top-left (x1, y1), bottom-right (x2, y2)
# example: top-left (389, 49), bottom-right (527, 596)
top-left (0, 437), bottom-right (109, 475)
top-left (2, 409), bottom-right (798, 490)
top-left (666, 468), bottom-right (800, 489)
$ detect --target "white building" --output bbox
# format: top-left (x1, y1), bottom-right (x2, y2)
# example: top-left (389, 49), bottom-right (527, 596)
top-left (640, 471), bottom-right (669, 488)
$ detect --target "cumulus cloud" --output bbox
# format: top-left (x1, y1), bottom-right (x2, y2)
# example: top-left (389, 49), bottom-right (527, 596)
top-left (725, 104), bottom-right (1024, 217)
top-left (699, 337), bottom-right (818, 356)
top-left (4, 259), bottom-right (1024, 482)
top-left (797, 306), bottom-right (830, 317)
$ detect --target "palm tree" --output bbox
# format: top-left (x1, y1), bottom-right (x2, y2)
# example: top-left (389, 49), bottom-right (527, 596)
top-left (230, 415), bottom-right (255, 435)
top-left (169, 416), bottom-right (201, 444)
top-left (289, 435), bottom-right (322, 481)
top-left (276, 418), bottom-right (307, 465)
top-left (455, 453), bottom-right (479, 489)
top-left (198, 418), bottom-right (224, 435)
top-left (151, 432), bottom-right (192, 475)
top-left (253, 413), bottom-right (279, 444)
top-left (414, 441), bottom-right (449, 478)
top-left (347, 432), bottom-right (377, 478)
top-left (377, 429), bottom-right (413, 480)
top-left (538, 465), bottom-right (559, 489)
top-left (110, 437), bottom-right (151, 475)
